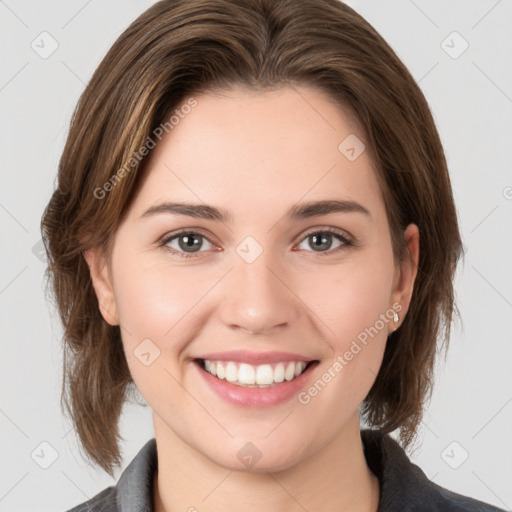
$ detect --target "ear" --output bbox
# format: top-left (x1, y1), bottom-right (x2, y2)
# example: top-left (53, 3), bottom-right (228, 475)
top-left (390, 223), bottom-right (419, 332)
top-left (83, 248), bottom-right (119, 326)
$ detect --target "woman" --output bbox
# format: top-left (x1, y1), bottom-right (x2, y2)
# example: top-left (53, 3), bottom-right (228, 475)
top-left (41, 0), bottom-right (506, 511)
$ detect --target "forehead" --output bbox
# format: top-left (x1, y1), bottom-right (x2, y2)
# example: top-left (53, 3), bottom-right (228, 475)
top-left (127, 84), bottom-right (384, 223)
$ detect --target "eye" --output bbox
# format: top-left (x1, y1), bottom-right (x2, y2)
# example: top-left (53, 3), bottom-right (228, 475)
top-left (159, 227), bottom-right (353, 259)
top-left (159, 230), bottom-right (215, 259)
top-left (296, 228), bottom-right (352, 255)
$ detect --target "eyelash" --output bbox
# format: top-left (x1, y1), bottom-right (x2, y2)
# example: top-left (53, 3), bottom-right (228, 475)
top-left (158, 227), bottom-right (353, 260)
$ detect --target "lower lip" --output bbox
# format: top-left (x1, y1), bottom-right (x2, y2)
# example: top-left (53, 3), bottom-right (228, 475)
top-left (194, 360), bottom-right (319, 408)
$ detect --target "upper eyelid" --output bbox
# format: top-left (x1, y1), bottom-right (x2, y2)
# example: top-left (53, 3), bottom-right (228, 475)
top-left (301, 226), bottom-right (351, 240)
top-left (160, 228), bottom-right (215, 245)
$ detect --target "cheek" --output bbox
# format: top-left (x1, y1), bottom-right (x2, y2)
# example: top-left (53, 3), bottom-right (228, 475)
top-left (110, 261), bottom-right (211, 353)
top-left (312, 253), bottom-right (393, 334)
top-left (299, 262), bottom-right (393, 411)
top-left (304, 249), bottom-right (394, 362)
top-left (110, 259), bottom-right (214, 406)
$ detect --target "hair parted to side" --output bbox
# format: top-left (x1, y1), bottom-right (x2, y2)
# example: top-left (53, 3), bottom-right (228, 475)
top-left (41, 0), bottom-right (463, 476)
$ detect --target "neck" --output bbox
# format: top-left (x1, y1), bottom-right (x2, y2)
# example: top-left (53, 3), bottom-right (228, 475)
top-left (152, 413), bottom-right (380, 512)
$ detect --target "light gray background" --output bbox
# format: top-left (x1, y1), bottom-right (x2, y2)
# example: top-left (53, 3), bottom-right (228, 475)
top-left (1, 0), bottom-right (511, 511)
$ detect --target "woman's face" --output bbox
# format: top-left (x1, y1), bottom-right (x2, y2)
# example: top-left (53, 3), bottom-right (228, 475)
top-left (87, 84), bottom-right (418, 472)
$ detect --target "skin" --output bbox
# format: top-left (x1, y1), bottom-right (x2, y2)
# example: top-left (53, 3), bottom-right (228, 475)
top-left (85, 84), bottom-right (419, 512)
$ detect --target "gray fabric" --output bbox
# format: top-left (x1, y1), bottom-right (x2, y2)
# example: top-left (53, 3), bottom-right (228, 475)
top-left (65, 429), bottom-right (506, 511)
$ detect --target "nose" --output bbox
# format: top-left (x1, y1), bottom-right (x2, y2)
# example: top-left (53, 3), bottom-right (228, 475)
top-left (218, 248), bottom-right (301, 336)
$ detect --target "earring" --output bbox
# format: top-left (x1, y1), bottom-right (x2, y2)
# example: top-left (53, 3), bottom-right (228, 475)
top-left (393, 311), bottom-right (399, 324)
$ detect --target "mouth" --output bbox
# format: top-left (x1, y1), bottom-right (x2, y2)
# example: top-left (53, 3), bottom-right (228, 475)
top-left (195, 358), bottom-right (318, 388)
top-left (193, 357), bottom-right (320, 407)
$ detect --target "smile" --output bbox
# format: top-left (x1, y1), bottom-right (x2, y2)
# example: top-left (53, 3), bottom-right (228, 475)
top-left (200, 359), bottom-right (311, 387)
top-left (194, 358), bottom-right (320, 407)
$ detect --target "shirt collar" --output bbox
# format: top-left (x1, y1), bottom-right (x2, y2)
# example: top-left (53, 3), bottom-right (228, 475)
top-left (116, 437), bottom-right (157, 512)
top-left (113, 430), bottom-right (407, 511)
top-left (110, 429), bottom-right (495, 511)
top-left (361, 428), bottom-right (433, 510)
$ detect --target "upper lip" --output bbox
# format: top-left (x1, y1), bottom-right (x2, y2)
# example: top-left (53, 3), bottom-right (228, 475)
top-left (195, 350), bottom-right (317, 365)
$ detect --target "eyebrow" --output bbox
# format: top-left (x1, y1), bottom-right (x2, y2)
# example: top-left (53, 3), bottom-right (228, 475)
top-left (140, 199), bottom-right (371, 223)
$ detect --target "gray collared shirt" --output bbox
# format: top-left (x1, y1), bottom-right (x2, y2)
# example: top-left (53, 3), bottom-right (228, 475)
top-left (65, 429), bottom-right (506, 511)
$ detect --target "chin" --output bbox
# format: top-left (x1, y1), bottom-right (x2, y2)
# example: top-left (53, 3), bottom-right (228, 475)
top-left (202, 437), bottom-right (311, 474)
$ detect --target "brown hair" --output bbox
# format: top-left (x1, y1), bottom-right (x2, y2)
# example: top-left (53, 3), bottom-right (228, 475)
top-left (41, 0), bottom-right (463, 476)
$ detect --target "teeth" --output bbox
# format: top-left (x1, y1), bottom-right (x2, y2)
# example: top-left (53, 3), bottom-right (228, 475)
top-left (216, 362), bottom-right (226, 380)
top-left (226, 362), bottom-right (238, 382)
top-left (256, 364), bottom-right (273, 385)
top-left (202, 360), bottom-right (308, 387)
top-left (285, 362), bottom-right (296, 381)
top-left (274, 363), bottom-right (285, 383)
top-left (239, 363), bottom-right (256, 384)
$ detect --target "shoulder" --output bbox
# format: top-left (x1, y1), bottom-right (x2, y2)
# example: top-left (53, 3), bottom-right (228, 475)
top-left (65, 486), bottom-right (117, 512)
top-left (360, 429), bottom-right (506, 512)
top-left (424, 481), bottom-right (506, 512)
top-left (64, 438), bottom-right (157, 512)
